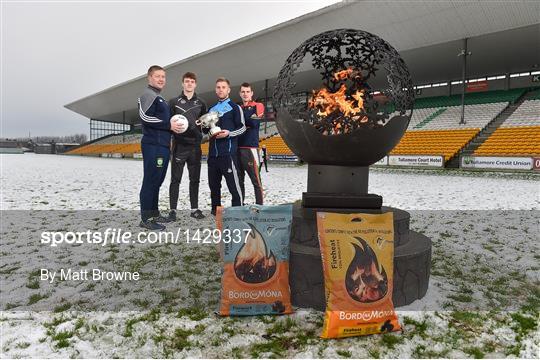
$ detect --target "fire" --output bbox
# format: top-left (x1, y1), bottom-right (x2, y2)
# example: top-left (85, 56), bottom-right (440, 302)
top-left (309, 85), bottom-right (365, 118)
top-left (334, 68), bottom-right (354, 81)
top-left (234, 224), bottom-right (277, 283)
top-left (345, 237), bottom-right (388, 302)
top-left (308, 67), bottom-right (368, 134)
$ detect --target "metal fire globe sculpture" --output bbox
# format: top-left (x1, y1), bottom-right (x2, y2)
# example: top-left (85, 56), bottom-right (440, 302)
top-left (275, 30), bottom-right (431, 310)
top-left (273, 29), bottom-right (414, 166)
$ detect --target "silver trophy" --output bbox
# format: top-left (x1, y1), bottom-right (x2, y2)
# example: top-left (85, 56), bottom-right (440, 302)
top-left (196, 111), bottom-right (221, 137)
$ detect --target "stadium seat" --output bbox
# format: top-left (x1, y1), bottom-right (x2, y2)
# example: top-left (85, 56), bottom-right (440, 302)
top-left (474, 126), bottom-right (540, 156)
top-left (258, 135), bottom-right (294, 155)
top-left (390, 129), bottom-right (479, 161)
top-left (500, 99), bottom-right (540, 128)
top-left (65, 134), bottom-right (142, 156)
top-left (407, 103), bottom-right (507, 130)
top-left (472, 97), bottom-right (540, 157)
top-left (413, 88), bottom-right (525, 109)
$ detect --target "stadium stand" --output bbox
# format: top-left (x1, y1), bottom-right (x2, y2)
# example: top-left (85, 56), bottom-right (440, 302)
top-left (530, 89), bottom-right (540, 100)
top-left (413, 88), bottom-right (524, 108)
top-left (260, 121), bottom-right (279, 138)
top-left (92, 133), bottom-right (142, 144)
top-left (259, 135), bottom-right (294, 155)
top-left (258, 121), bottom-right (279, 141)
top-left (474, 126), bottom-right (540, 156)
top-left (499, 99), bottom-right (540, 128)
top-left (67, 133), bottom-right (142, 156)
top-left (68, 122), bottom-right (279, 157)
top-left (407, 103), bottom-right (507, 130)
top-left (390, 129), bottom-right (479, 162)
top-left (388, 90), bottom-right (521, 162)
top-left (473, 95), bottom-right (540, 156)
top-left (67, 88), bottom-right (539, 163)
top-left (201, 141), bottom-right (209, 156)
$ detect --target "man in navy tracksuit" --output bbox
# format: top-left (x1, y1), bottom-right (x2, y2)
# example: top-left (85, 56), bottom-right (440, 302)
top-left (206, 78), bottom-right (246, 215)
top-left (238, 82), bottom-right (265, 205)
top-left (138, 65), bottom-right (184, 230)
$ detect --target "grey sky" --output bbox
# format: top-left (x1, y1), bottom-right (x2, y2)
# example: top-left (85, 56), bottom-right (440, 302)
top-left (1, 0), bottom-right (338, 138)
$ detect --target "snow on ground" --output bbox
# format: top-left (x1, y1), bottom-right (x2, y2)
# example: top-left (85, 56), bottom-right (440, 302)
top-left (1, 154), bottom-right (538, 211)
top-left (1, 153), bottom-right (539, 358)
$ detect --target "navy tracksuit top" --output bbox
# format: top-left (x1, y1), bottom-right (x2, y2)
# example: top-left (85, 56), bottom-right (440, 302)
top-left (207, 98), bottom-right (246, 157)
top-left (138, 85), bottom-right (171, 148)
top-left (238, 101), bottom-right (265, 148)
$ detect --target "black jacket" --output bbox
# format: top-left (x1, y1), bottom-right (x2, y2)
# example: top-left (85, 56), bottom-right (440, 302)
top-left (169, 92), bottom-right (207, 146)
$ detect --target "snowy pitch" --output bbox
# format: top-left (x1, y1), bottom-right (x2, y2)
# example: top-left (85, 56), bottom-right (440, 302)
top-left (0, 154), bottom-right (538, 358)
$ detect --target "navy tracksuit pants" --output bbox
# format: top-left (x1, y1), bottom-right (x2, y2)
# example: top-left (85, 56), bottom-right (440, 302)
top-left (207, 155), bottom-right (242, 213)
top-left (140, 143), bottom-right (170, 221)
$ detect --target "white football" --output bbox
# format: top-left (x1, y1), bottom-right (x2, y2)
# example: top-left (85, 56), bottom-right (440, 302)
top-left (170, 114), bottom-right (189, 133)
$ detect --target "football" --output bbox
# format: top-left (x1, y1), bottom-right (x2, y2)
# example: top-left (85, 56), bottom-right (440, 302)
top-left (170, 114), bottom-right (189, 133)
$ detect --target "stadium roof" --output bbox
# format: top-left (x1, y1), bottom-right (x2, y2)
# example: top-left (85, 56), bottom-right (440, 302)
top-left (65, 0), bottom-right (540, 125)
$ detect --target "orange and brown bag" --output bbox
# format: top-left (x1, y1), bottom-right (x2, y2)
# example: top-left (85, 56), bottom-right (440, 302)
top-left (317, 211), bottom-right (401, 338)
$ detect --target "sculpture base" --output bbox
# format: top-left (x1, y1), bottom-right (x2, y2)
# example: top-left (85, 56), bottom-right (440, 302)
top-left (288, 201), bottom-right (431, 309)
top-left (303, 165), bottom-right (382, 208)
top-left (302, 192), bottom-right (382, 209)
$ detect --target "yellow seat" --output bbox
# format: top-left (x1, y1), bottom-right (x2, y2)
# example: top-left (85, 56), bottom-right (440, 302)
top-left (473, 126), bottom-right (540, 156)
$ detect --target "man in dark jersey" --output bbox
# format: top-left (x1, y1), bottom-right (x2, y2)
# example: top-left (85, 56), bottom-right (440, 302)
top-left (137, 65), bottom-right (184, 230)
top-left (237, 82), bottom-right (264, 205)
top-left (206, 78), bottom-right (246, 215)
top-left (168, 72), bottom-right (207, 221)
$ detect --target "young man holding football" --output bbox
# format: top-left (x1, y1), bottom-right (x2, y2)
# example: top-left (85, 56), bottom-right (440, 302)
top-left (168, 72), bottom-right (207, 220)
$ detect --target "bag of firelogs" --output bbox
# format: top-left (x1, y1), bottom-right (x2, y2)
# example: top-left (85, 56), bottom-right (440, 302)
top-left (216, 204), bottom-right (293, 316)
top-left (316, 211), bottom-right (401, 338)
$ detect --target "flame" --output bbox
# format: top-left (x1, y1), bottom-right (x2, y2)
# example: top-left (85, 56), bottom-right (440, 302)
top-left (345, 237), bottom-right (388, 303)
top-left (334, 68), bottom-right (354, 81)
top-left (234, 224), bottom-right (277, 283)
top-left (308, 68), bottom-right (367, 134)
top-left (309, 85), bottom-right (365, 119)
